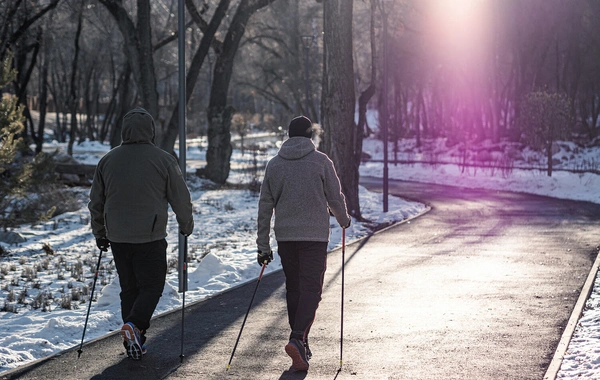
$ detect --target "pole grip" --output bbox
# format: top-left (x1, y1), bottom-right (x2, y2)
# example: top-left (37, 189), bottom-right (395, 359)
top-left (178, 234), bottom-right (188, 292)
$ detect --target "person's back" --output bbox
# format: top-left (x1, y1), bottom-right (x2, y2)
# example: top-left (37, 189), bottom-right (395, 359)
top-left (256, 116), bottom-right (350, 372)
top-left (259, 136), bottom-right (348, 244)
top-left (90, 108), bottom-right (193, 243)
top-left (88, 107), bottom-right (193, 361)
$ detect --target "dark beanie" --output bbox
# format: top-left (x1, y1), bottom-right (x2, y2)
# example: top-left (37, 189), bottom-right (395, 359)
top-left (288, 116), bottom-right (312, 138)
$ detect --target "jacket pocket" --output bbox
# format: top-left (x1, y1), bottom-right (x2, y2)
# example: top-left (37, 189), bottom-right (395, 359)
top-left (151, 214), bottom-right (158, 232)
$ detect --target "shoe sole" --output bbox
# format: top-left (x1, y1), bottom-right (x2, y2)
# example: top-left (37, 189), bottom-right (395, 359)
top-left (121, 324), bottom-right (143, 360)
top-left (285, 342), bottom-right (309, 371)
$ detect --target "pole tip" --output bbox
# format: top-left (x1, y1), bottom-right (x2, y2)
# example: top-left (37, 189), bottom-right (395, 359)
top-left (226, 365), bottom-right (231, 371)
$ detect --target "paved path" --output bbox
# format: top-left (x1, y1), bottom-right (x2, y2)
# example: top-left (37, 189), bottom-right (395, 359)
top-left (3, 179), bottom-right (600, 380)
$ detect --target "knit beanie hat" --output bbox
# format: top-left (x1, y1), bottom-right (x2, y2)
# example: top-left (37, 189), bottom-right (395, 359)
top-left (288, 116), bottom-right (313, 138)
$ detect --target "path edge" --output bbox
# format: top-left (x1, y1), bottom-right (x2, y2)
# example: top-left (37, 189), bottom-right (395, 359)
top-left (543, 248), bottom-right (600, 380)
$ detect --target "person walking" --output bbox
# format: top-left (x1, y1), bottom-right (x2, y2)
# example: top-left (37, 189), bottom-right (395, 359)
top-left (88, 107), bottom-right (194, 360)
top-left (256, 115), bottom-right (351, 371)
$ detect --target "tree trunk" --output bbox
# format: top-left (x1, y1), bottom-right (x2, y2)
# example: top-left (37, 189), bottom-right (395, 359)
top-left (99, 0), bottom-right (159, 121)
top-left (321, 0), bottom-right (361, 218)
top-left (353, 0), bottom-right (378, 218)
top-left (13, 27), bottom-right (42, 143)
top-left (419, 87), bottom-right (429, 138)
top-left (84, 65), bottom-right (99, 142)
top-left (35, 33), bottom-right (50, 154)
top-left (204, 0), bottom-right (276, 184)
top-left (415, 87), bottom-right (422, 147)
top-left (110, 63), bottom-right (132, 148)
top-left (48, 68), bottom-right (64, 142)
top-left (546, 139), bottom-right (553, 177)
top-left (135, 0), bottom-right (159, 119)
top-left (67, 3), bottom-right (84, 156)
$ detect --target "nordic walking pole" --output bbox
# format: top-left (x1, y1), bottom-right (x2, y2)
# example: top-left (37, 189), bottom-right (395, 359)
top-left (179, 234), bottom-right (188, 363)
top-left (77, 248), bottom-right (103, 358)
top-left (177, 0), bottom-right (186, 359)
top-left (339, 227), bottom-right (346, 370)
top-left (226, 261), bottom-right (267, 371)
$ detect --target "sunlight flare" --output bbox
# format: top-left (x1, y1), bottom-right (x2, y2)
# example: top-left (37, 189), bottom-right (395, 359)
top-left (426, 0), bottom-right (492, 69)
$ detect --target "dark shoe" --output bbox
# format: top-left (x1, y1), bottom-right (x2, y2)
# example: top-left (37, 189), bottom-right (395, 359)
top-left (304, 341), bottom-right (312, 361)
top-left (140, 331), bottom-right (147, 355)
top-left (121, 322), bottom-right (143, 360)
top-left (285, 338), bottom-right (309, 371)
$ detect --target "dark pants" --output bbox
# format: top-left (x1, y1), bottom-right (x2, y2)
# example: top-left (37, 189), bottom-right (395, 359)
top-left (278, 241), bottom-right (328, 343)
top-left (111, 239), bottom-right (167, 331)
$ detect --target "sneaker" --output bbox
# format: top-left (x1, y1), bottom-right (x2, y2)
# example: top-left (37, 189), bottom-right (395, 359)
top-left (285, 338), bottom-right (309, 371)
top-left (123, 341), bottom-right (147, 356)
top-left (121, 322), bottom-right (143, 360)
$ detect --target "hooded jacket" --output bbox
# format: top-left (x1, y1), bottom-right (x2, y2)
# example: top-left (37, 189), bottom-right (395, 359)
top-left (88, 108), bottom-right (194, 243)
top-left (256, 137), bottom-right (350, 253)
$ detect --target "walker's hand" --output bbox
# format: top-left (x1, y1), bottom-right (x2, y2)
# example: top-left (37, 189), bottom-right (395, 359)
top-left (96, 237), bottom-right (110, 252)
top-left (257, 250), bottom-right (273, 266)
top-left (342, 218), bottom-right (351, 229)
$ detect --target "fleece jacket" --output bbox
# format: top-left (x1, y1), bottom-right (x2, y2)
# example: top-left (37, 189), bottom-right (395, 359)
top-left (88, 107), bottom-right (194, 243)
top-left (257, 136), bottom-right (350, 253)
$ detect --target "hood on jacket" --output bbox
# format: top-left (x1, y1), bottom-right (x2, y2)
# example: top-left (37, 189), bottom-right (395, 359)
top-left (277, 136), bottom-right (316, 160)
top-left (121, 107), bottom-right (156, 144)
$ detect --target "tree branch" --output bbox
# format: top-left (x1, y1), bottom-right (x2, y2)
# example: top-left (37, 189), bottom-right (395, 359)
top-left (153, 20), bottom-right (195, 52)
top-left (185, 0), bottom-right (225, 54)
top-left (8, 0), bottom-right (61, 46)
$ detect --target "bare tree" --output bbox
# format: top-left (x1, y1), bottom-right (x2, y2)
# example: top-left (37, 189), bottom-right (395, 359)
top-left (320, 0), bottom-right (361, 218)
top-left (519, 91), bottom-right (574, 176)
top-left (230, 0), bottom-right (316, 120)
top-left (98, 0), bottom-right (159, 120)
top-left (158, 0), bottom-right (231, 154)
top-left (0, 0), bottom-right (61, 62)
top-left (355, 1), bottom-right (377, 140)
top-left (204, 0), bottom-right (278, 184)
top-left (0, 0), bottom-right (61, 148)
top-left (35, 25), bottom-right (50, 154)
top-left (67, 0), bottom-right (84, 156)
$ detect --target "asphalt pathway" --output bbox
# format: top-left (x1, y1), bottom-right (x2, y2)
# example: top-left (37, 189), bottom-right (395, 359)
top-left (3, 179), bottom-right (600, 380)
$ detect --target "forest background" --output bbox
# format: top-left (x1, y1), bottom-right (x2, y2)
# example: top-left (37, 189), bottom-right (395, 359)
top-left (1, 0), bottom-right (600, 228)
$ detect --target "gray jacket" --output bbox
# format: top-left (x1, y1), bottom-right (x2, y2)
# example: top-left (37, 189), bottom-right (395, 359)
top-left (88, 108), bottom-right (194, 243)
top-left (257, 137), bottom-right (350, 253)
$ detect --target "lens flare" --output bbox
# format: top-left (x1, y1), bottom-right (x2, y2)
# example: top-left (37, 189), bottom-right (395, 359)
top-left (426, 0), bottom-right (492, 69)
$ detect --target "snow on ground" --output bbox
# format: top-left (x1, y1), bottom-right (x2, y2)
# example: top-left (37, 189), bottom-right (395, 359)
top-left (0, 136), bottom-right (426, 373)
top-left (361, 138), bottom-right (600, 205)
top-left (0, 132), bottom-right (599, 377)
